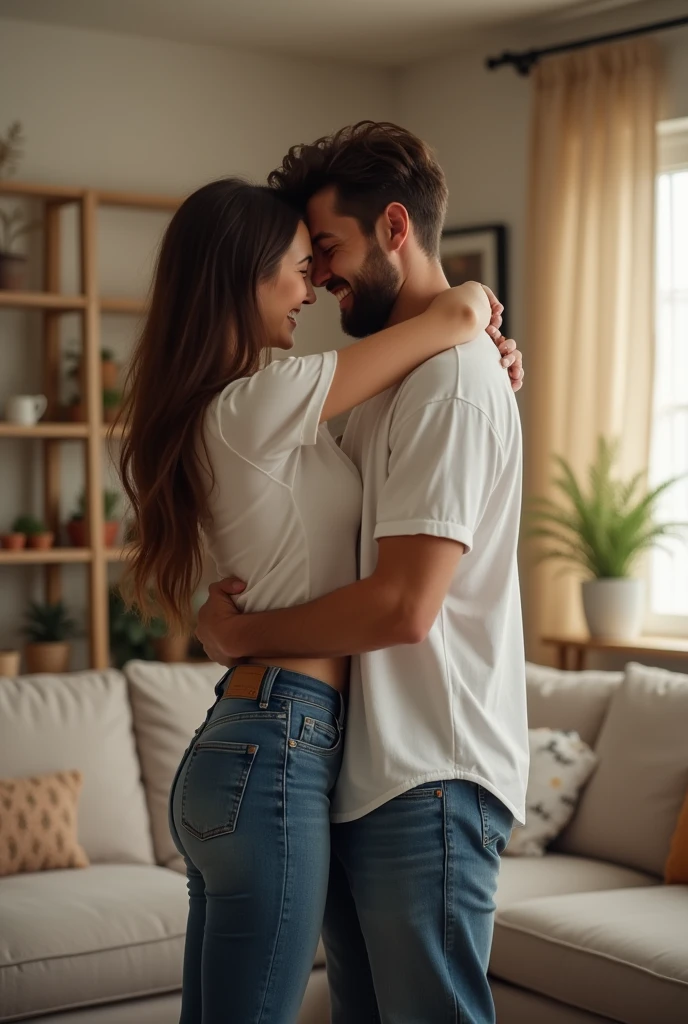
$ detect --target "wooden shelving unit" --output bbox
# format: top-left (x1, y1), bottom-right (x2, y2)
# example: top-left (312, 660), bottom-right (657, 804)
top-left (0, 180), bottom-right (180, 668)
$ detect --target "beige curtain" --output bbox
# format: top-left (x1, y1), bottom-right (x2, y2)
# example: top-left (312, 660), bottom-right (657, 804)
top-left (524, 39), bottom-right (660, 661)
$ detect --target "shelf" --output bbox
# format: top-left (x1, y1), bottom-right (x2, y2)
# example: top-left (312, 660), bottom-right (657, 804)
top-left (0, 291), bottom-right (87, 311)
top-left (0, 181), bottom-right (85, 203)
top-left (106, 546), bottom-right (134, 562)
top-left (0, 548), bottom-right (92, 565)
top-left (102, 423), bottom-right (126, 439)
top-left (0, 423), bottom-right (126, 440)
top-left (0, 422), bottom-right (88, 439)
top-left (100, 297), bottom-right (147, 315)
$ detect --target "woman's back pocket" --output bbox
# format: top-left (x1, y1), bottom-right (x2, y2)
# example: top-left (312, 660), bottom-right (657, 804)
top-left (181, 741), bottom-right (258, 840)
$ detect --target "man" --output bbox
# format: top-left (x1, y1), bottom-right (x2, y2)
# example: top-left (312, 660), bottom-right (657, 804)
top-left (197, 122), bottom-right (528, 1024)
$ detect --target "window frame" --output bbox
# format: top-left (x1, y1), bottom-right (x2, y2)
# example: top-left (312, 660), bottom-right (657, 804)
top-left (644, 118), bottom-right (688, 637)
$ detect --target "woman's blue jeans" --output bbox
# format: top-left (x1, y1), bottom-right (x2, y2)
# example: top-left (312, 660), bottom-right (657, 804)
top-left (168, 664), bottom-right (345, 1024)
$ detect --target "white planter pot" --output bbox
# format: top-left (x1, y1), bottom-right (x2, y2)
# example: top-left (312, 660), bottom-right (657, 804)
top-left (581, 578), bottom-right (645, 640)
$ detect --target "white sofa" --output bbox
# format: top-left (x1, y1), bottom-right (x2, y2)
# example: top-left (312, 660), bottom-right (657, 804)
top-left (0, 659), bottom-right (686, 1023)
top-left (0, 660), bottom-right (328, 1023)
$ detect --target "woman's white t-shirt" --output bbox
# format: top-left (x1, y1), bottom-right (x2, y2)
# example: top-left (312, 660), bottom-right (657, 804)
top-left (200, 351), bottom-right (363, 613)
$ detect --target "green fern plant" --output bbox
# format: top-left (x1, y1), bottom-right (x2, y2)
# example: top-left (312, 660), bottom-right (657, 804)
top-left (529, 437), bottom-right (686, 579)
top-left (0, 121), bottom-right (24, 178)
top-left (0, 206), bottom-right (41, 255)
top-left (22, 601), bottom-right (76, 643)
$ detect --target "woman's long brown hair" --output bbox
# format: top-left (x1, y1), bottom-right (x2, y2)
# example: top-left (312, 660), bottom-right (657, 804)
top-left (118, 178), bottom-right (302, 633)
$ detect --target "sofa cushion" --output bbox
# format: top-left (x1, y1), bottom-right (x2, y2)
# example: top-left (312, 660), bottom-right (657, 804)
top-left (525, 662), bottom-right (623, 746)
top-left (666, 787), bottom-right (688, 884)
top-left (124, 660), bottom-right (227, 866)
top-left (559, 663), bottom-right (688, 875)
top-left (0, 769), bottom-right (89, 877)
top-left (491, 886), bottom-right (688, 1024)
top-left (0, 864), bottom-right (186, 1021)
top-left (505, 729), bottom-right (598, 857)
top-left (0, 671), bottom-right (154, 865)
top-left (496, 852), bottom-right (658, 910)
top-left (491, 978), bottom-right (617, 1024)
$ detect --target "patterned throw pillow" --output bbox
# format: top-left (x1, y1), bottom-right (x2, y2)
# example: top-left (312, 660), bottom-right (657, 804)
top-left (505, 728), bottom-right (598, 857)
top-left (0, 770), bottom-right (90, 877)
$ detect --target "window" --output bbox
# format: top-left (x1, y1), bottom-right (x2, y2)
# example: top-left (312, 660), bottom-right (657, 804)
top-left (647, 120), bottom-right (688, 631)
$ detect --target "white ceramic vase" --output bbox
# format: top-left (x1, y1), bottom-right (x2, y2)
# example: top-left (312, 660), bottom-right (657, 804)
top-left (581, 578), bottom-right (645, 640)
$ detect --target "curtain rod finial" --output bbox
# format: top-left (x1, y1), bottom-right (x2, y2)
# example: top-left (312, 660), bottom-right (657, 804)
top-left (485, 50), bottom-right (538, 75)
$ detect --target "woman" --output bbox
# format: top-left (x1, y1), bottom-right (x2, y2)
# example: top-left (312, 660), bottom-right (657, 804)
top-left (119, 177), bottom-right (517, 1023)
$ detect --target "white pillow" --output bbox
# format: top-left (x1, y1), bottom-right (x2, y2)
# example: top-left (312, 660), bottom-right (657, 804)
top-left (506, 728), bottom-right (598, 857)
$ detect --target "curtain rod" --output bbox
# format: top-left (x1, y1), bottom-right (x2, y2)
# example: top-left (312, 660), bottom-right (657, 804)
top-left (486, 13), bottom-right (688, 75)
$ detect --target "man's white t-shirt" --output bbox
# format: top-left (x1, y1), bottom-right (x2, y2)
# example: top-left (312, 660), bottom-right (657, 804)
top-left (200, 351), bottom-right (363, 611)
top-left (333, 333), bottom-right (529, 824)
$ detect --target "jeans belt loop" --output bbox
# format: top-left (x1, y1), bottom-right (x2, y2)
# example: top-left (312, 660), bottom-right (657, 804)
top-left (258, 665), bottom-right (280, 709)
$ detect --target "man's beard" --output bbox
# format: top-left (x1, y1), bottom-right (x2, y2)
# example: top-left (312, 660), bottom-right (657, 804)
top-left (339, 241), bottom-right (401, 338)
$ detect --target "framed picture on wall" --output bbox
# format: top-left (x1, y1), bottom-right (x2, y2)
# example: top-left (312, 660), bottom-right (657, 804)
top-left (440, 224), bottom-right (508, 333)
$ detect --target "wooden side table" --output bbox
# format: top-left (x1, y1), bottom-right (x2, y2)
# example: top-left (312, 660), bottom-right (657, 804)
top-left (542, 634), bottom-right (688, 671)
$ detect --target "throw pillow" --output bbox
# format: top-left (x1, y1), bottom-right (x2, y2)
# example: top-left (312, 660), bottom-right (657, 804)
top-left (665, 787), bottom-right (688, 884)
top-left (505, 728), bottom-right (598, 857)
top-left (0, 769), bottom-right (89, 877)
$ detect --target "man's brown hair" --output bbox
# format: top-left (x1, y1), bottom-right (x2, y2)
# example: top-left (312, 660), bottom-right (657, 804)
top-left (268, 121), bottom-right (448, 259)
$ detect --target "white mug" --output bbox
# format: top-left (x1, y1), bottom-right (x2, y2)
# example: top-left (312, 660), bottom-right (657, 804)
top-left (5, 394), bottom-right (48, 426)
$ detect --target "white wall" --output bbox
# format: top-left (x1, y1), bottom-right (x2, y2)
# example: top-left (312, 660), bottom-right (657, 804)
top-left (0, 17), bottom-right (394, 665)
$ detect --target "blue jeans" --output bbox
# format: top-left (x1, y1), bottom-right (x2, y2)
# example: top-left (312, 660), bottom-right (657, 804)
top-left (168, 664), bottom-right (345, 1024)
top-left (322, 780), bottom-right (514, 1024)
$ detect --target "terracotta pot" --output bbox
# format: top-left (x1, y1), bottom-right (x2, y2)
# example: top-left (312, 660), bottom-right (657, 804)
top-left (1, 533), bottom-right (27, 550)
top-left (105, 521), bottom-right (119, 547)
top-left (67, 520), bottom-right (120, 548)
top-left (25, 642), bottom-right (71, 674)
top-left (101, 361), bottom-right (118, 390)
top-left (0, 253), bottom-right (28, 291)
top-left (153, 635), bottom-right (190, 663)
top-left (27, 532), bottom-right (55, 550)
top-left (0, 650), bottom-right (21, 676)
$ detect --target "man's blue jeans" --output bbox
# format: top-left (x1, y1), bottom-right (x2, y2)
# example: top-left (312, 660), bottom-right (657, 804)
top-left (168, 665), bottom-right (345, 1024)
top-left (323, 780), bottom-right (514, 1024)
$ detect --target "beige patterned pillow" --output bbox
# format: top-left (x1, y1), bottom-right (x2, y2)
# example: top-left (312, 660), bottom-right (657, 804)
top-left (505, 729), bottom-right (598, 857)
top-left (0, 770), bottom-right (89, 877)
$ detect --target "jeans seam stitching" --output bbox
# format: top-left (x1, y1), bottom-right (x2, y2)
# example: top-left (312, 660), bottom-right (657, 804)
top-left (255, 701), bottom-right (291, 1021)
top-left (443, 785), bottom-right (460, 1024)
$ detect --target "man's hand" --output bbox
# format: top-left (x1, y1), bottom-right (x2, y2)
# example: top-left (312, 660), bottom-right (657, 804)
top-left (195, 578), bottom-right (246, 665)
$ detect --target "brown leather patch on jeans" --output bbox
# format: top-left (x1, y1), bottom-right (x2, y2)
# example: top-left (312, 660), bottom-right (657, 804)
top-left (221, 665), bottom-right (267, 701)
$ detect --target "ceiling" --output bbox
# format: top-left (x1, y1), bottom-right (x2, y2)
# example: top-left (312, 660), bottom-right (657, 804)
top-left (0, 0), bottom-right (649, 66)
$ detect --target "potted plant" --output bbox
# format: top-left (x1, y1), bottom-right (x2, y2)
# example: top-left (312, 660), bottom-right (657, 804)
top-left (22, 600), bottom-right (76, 673)
top-left (100, 349), bottom-right (118, 390)
top-left (0, 206), bottom-right (41, 291)
top-left (67, 489), bottom-right (121, 548)
top-left (0, 121), bottom-right (24, 179)
top-left (1, 518), bottom-right (27, 550)
top-left (109, 587), bottom-right (167, 667)
top-left (65, 345), bottom-right (119, 393)
top-left (102, 388), bottom-right (122, 424)
top-left (0, 649), bottom-right (21, 675)
top-left (530, 437), bottom-right (685, 639)
top-left (12, 514), bottom-right (54, 550)
top-left (66, 394), bottom-right (83, 422)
